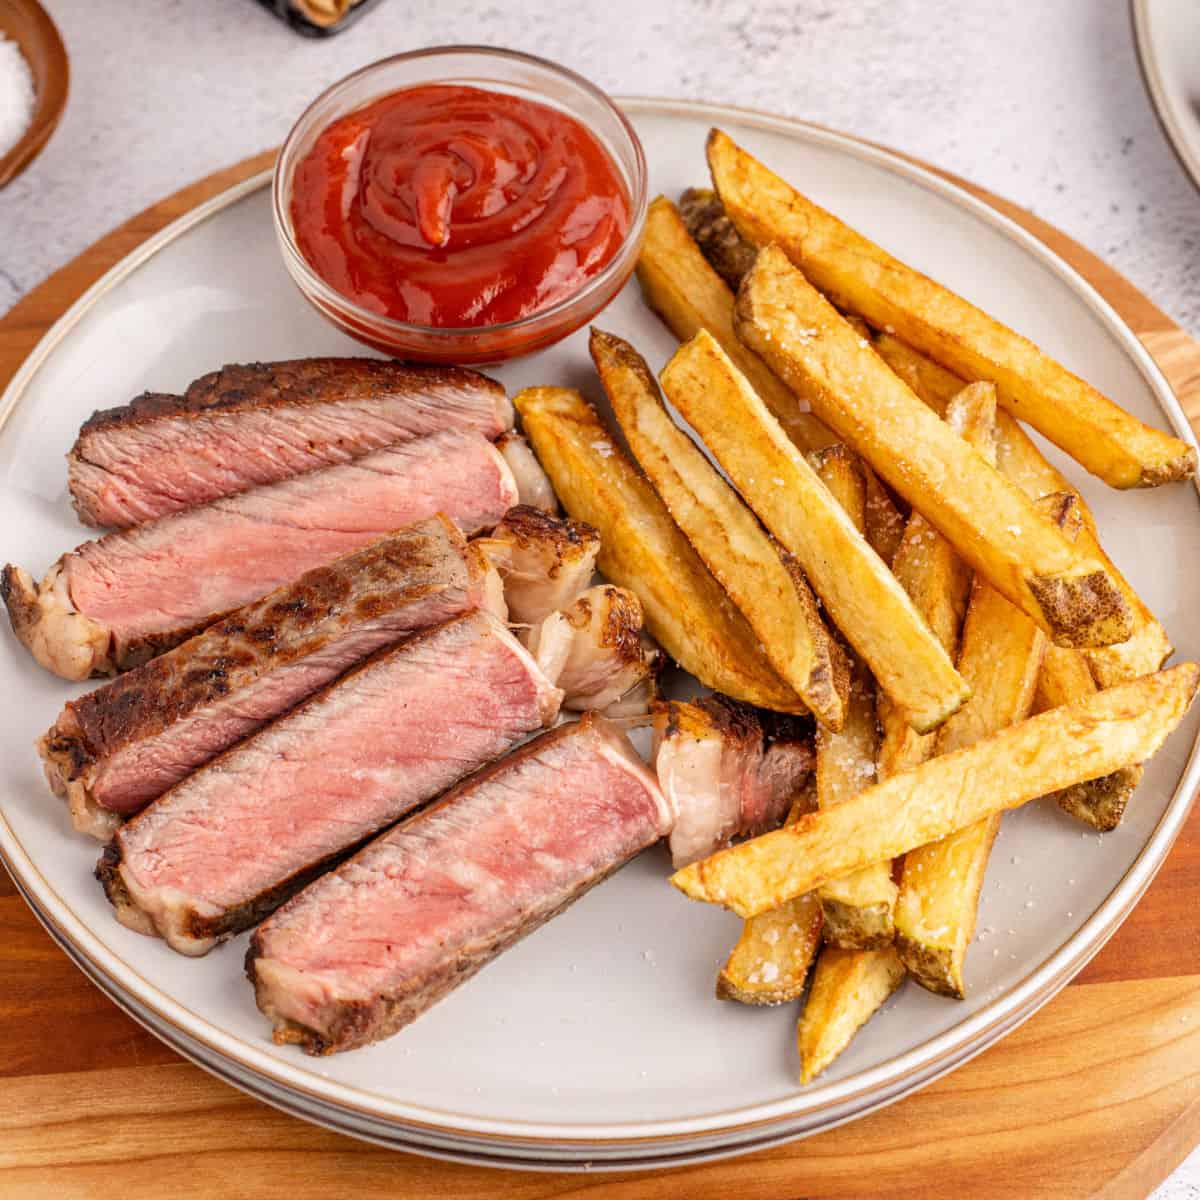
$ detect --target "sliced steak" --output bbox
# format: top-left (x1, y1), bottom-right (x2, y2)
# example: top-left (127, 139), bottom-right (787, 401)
top-left (653, 696), bottom-right (814, 868)
top-left (69, 358), bottom-right (512, 527)
top-left (4, 429), bottom-right (517, 681)
top-left (98, 611), bottom-right (561, 956)
top-left (247, 714), bottom-right (670, 1055)
top-left (40, 517), bottom-right (500, 839)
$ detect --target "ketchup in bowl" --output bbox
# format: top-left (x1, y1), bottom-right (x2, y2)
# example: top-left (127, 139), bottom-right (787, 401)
top-left (290, 84), bottom-right (632, 329)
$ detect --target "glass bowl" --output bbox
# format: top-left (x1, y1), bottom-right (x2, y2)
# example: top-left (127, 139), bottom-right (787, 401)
top-left (273, 46), bottom-right (648, 364)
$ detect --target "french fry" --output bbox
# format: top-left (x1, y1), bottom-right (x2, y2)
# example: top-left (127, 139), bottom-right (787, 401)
top-left (892, 496), bottom-right (1070, 998)
top-left (1050, 763), bottom-right (1145, 833)
top-left (679, 185), bottom-right (1171, 678)
top-left (513, 387), bottom-right (804, 712)
top-left (734, 246), bottom-right (1133, 650)
top-left (1035, 643), bottom-right (1145, 832)
top-left (591, 329), bottom-right (849, 729)
top-left (822, 386), bottom-right (990, 949)
top-left (874, 332), bottom-right (1173, 686)
top-left (801, 445), bottom-right (893, 946)
top-left (671, 663), bottom-right (1200, 918)
top-left (660, 331), bottom-right (969, 732)
top-left (636, 195), bottom-right (836, 454)
top-left (717, 787), bottom-right (824, 1005)
top-left (709, 128), bottom-right (1196, 489)
top-left (803, 643), bottom-right (904, 1076)
top-left (1035, 643), bottom-right (1097, 711)
top-left (815, 660), bottom-right (893, 947)
top-left (797, 946), bottom-right (906, 1084)
top-left (718, 893), bottom-right (824, 1005)
top-left (862, 469), bottom-right (906, 567)
top-left (807, 443), bottom-right (864, 522)
top-left (881, 384), bottom-right (996, 777)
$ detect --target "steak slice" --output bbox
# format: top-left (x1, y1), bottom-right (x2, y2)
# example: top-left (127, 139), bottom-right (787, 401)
top-left (98, 611), bottom-right (562, 956)
top-left (69, 358), bottom-right (513, 528)
top-left (653, 696), bottom-right (814, 868)
top-left (247, 714), bottom-right (670, 1055)
top-left (4, 429), bottom-right (517, 681)
top-left (40, 517), bottom-right (500, 839)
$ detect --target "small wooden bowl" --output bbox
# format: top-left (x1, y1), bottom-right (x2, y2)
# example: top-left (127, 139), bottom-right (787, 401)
top-left (0, 0), bottom-right (68, 188)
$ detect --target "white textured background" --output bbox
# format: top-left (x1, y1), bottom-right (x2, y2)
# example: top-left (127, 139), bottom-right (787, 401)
top-left (2, 1), bottom-right (1199, 1194)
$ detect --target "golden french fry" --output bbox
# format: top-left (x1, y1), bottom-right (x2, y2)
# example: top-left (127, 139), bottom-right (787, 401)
top-left (862, 468), bottom-right (906, 568)
top-left (877, 381), bottom-right (993, 799)
top-left (802, 444), bottom-right (892, 946)
top-left (660, 332), bottom-right (968, 732)
top-left (734, 246), bottom-right (1133, 650)
top-left (717, 892), bottom-right (824, 1005)
top-left (1035, 642), bottom-right (1098, 711)
top-left (513, 387), bottom-right (803, 712)
top-left (815, 661), bottom-right (894, 948)
top-left (717, 785), bottom-right (822, 1005)
top-left (807, 443), bottom-right (865, 524)
top-left (592, 329), bottom-right (848, 728)
top-left (892, 496), bottom-right (1066, 997)
top-left (709, 128), bottom-right (1195, 489)
top-left (873, 333), bottom-right (1173, 686)
top-left (636, 195), bottom-right (835, 454)
top-left (671, 663), bottom-right (1199, 918)
top-left (677, 190), bottom-right (900, 575)
top-left (797, 946), bottom-right (906, 1084)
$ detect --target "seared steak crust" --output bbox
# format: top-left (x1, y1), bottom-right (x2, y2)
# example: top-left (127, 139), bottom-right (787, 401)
top-left (70, 358), bottom-right (512, 527)
top-left (96, 839), bottom-right (354, 947)
top-left (78, 360), bottom-right (505, 434)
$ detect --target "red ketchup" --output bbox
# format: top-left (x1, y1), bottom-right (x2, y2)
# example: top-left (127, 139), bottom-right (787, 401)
top-left (290, 84), bottom-right (631, 328)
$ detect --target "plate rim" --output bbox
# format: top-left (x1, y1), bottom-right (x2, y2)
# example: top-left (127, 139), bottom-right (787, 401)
top-left (2, 95), bottom-right (1199, 1153)
top-left (1131, 0), bottom-right (1200, 196)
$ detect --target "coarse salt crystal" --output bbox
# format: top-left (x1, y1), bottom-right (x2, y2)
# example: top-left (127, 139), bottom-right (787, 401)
top-left (0, 35), bottom-right (35, 159)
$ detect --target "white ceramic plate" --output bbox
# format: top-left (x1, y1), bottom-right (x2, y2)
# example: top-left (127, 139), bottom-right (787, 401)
top-left (1133, 0), bottom-right (1200, 193)
top-left (2, 99), bottom-right (1200, 1169)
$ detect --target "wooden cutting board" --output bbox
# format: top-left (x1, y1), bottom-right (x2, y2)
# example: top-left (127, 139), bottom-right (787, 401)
top-left (2, 144), bottom-right (1200, 1200)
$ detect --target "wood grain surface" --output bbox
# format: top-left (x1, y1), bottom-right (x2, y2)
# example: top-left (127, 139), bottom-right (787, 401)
top-left (2, 140), bottom-right (1199, 1200)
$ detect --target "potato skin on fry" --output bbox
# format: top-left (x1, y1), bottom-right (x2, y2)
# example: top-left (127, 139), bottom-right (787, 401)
top-left (678, 186), bottom-right (758, 293)
top-left (672, 663), bottom-right (1200, 918)
top-left (513, 387), bottom-right (804, 712)
top-left (708, 127), bottom-right (1196, 489)
top-left (734, 246), bottom-right (1133, 650)
top-left (1035, 644), bottom-right (1145, 832)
